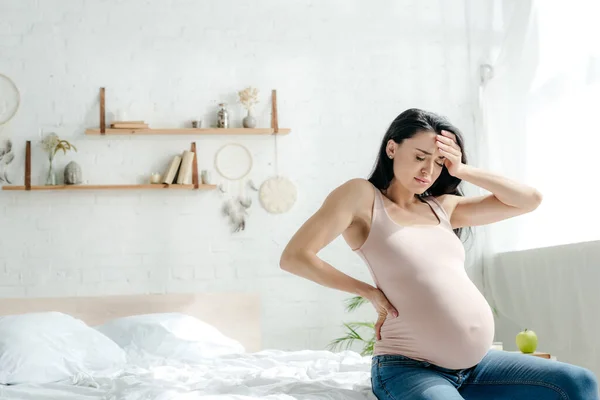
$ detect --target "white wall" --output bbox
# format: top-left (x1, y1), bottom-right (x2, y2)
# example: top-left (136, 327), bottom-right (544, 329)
top-left (0, 0), bottom-right (495, 351)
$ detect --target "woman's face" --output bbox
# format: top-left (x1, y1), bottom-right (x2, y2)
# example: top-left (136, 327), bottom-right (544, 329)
top-left (386, 130), bottom-right (446, 195)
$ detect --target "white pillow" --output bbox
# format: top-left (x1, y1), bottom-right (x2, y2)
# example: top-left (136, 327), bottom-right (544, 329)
top-left (0, 311), bottom-right (127, 385)
top-left (95, 313), bottom-right (245, 364)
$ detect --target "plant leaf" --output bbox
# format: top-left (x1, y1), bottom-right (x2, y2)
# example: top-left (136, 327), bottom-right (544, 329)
top-left (330, 296), bottom-right (379, 356)
top-left (344, 296), bottom-right (368, 313)
top-left (343, 323), bottom-right (364, 341)
top-left (346, 321), bottom-right (375, 330)
top-left (361, 339), bottom-right (375, 356)
top-left (326, 322), bottom-right (376, 354)
top-left (327, 335), bottom-right (356, 352)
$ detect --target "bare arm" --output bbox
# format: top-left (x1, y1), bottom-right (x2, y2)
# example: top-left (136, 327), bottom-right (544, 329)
top-left (279, 179), bottom-right (375, 298)
top-left (435, 131), bottom-right (542, 229)
top-left (280, 179), bottom-right (398, 338)
top-left (439, 164), bottom-right (543, 229)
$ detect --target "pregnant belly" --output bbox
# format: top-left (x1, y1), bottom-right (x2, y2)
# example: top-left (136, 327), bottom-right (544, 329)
top-left (378, 282), bottom-right (495, 369)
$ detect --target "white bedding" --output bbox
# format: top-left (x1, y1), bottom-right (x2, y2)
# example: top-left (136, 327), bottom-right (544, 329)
top-left (0, 349), bottom-right (376, 400)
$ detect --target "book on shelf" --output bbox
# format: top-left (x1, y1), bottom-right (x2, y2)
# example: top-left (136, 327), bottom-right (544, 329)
top-left (176, 150), bottom-right (195, 184)
top-left (162, 155), bottom-right (182, 184)
top-left (161, 150), bottom-right (195, 185)
top-left (110, 121), bottom-right (149, 129)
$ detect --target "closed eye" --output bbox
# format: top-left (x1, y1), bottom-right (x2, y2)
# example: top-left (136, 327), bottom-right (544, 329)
top-left (416, 155), bottom-right (445, 167)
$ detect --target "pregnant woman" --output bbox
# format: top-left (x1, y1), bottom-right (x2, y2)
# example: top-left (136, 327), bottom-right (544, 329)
top-left (279, 108), bottom-right (599, 399)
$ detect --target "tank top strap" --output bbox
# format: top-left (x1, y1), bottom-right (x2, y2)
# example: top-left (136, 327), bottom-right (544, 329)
top-left (370, 185), bottom-right (385, 220)
top-left (373, 186), bottom-right (384, 206)
top-left (421, 195), bottom-right (453, 230)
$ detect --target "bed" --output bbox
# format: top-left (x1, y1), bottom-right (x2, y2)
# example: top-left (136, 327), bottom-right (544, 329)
top-left (0, 293), bottom-right (375, 400)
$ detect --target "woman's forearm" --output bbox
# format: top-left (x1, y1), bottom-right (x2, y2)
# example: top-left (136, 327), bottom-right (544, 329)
top-left (456, 164), bottom-right (543, 210)
top-left (280, 250), bottom-right (376, 298)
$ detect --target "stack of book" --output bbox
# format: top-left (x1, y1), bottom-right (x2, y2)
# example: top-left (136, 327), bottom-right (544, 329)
top-left (110, 120), bottom-right (149, 129)
top-left (161, 150), bottom-right (195, 185)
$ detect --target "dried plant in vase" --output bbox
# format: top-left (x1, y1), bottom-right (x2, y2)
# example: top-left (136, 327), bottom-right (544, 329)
top-left (237, 86), bottom-right (259, 128)
top-left (40, 133), bottom-right (77, 185)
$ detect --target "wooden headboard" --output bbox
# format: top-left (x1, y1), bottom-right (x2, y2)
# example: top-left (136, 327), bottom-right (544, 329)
top-left (0, 292), bottom-right (261, 352)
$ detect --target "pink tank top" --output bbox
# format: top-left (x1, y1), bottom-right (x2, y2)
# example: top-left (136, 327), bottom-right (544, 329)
top-left (355, 186), bottom-right (495, 370)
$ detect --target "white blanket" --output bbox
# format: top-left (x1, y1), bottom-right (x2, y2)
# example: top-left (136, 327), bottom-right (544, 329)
top-left (0, 350), bottom-right (376, 400)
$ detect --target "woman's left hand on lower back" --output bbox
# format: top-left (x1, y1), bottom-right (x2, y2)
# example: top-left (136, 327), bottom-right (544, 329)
top-left (365, 288), bottom-right (398, 340)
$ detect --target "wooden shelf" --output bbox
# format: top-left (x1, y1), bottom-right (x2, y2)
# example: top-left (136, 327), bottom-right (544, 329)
top-left (90, 88), bottom-right (288, 136)
top-left (6, 88), bottom-right (289, 192)
top-left (2, 184), bottom-right (217, 191)
top-left (12, 138), bottom-right (212, 192)
top-left (85, 128), bottom-right (290, 136)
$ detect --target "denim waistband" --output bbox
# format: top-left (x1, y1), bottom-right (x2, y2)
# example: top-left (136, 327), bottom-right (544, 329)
top-left (373, 354), bottom-right (426, 363)
top-left (372, 354), bottom-right (472, 374)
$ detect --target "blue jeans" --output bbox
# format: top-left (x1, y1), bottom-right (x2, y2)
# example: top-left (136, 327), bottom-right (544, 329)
top-left (371, 350), bottom-right (599, 399)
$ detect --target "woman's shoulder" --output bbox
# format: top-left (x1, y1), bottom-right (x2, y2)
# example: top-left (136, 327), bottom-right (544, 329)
top-left (325, 178), bottom-right (376, 209)
top-left (338, 178), bottom-right (377, 198)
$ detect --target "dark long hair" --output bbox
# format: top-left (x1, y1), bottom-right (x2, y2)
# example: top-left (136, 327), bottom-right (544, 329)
top-left (368, 108), bottom-right (470, 240)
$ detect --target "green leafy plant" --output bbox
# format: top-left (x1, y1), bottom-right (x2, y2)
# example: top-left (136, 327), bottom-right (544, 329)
top-left (327, 296), bottom-right (376, 356)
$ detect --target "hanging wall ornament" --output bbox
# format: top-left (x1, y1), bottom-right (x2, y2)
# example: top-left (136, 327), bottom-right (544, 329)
top-left (259, 175), bottom-right (297, 214)
top-left (0, 73), bottom-right (20, 126)
top-left (259, 130), bottom-right (297, 214)
top-left (0, 139), bottom-right (14, 183)
top-left (214, 142), bottom-right (253, 181)
top-left (214, 142), bottom-right (254, 231)
top-left (0, 73), bottom-right (20, 185)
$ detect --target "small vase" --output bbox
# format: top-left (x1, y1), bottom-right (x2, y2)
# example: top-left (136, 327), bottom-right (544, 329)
top-left (217, 103), bottom-right (229, 128)
top-left (242, 110), bottom-right (256, 128)
top-left (45, 157), bottom-right (56, 185)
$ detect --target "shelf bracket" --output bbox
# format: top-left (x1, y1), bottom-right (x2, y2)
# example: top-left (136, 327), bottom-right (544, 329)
top-left (25, 140), bottom-right (31, 190)
top-left (271, 89), bottom-right (278, 134)
top-left (191, 142), bottom-right (199, 189)
top-left (100, 87), bottom-right (106, 135)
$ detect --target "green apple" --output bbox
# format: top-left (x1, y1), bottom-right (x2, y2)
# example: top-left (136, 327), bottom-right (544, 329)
top-left (516, 329), bottom-right (538, 353)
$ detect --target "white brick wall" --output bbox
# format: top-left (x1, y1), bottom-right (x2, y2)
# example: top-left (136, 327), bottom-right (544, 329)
top-left (0, 0), bottom-right (495, 351)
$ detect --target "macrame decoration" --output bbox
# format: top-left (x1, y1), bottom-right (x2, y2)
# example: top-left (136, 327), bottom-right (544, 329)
top-left (214, 142), bottom-right (255, 232)
top-left (0, 73), bottom-right (20, 126)
top-left (0, 73), bottom-right (20, 184)
top-left (259, 128), bottom-right (297, 214)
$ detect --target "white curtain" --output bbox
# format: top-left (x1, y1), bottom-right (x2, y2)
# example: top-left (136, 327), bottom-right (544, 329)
top-left (480, 0), bottom-right (600, 254)
top-left (478, 0), bottom-right (600, 375)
